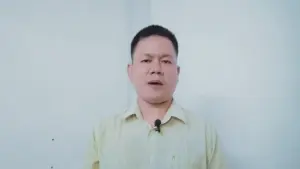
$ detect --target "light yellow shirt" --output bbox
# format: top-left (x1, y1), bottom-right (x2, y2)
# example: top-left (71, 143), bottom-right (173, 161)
top-left (85, 101), bottom-right (226, 169)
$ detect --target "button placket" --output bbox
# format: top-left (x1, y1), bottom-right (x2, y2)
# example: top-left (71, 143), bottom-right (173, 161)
top-left (149, 128), bottom-right (164, 169)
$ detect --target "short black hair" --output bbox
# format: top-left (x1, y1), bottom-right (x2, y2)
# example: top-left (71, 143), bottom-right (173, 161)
top-left (130, 25), bottom-right (178, 60)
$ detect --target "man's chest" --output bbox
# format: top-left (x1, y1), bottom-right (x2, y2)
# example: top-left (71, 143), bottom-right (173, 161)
top-left (98, 125), bottom-right (207, 169)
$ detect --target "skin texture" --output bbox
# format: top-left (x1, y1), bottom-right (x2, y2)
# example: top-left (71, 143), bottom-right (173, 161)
top-left (127, 35), bottom-right (180, 123)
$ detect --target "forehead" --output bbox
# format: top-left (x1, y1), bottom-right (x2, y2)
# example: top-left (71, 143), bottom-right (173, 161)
top-left (133, 35), bottom-right (177, 58)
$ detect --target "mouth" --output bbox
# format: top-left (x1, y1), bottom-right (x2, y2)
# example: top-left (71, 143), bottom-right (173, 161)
top-left (148, 80), bottom-right (163, 86)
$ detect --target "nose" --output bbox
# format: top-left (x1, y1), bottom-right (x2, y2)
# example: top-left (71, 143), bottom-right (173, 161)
top-left (150, 69), bottom-right (163, 75)
top-left (149, 61), bottom-right (163, 75)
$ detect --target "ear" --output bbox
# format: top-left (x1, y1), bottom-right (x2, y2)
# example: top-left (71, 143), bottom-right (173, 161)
top-left (177, 66), bottom-right (180, 75)
top-left (176, 66), bottom-right (180, 84)
top-left (127, 63), bottom-right (133, 83)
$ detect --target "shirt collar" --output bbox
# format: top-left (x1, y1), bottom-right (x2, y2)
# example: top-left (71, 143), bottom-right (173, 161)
top-left (123, 99), bottom-right (187, 124)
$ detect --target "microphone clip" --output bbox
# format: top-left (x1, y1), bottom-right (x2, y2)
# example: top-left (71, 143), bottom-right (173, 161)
top-left (154, 119), bottom-right (161, 133)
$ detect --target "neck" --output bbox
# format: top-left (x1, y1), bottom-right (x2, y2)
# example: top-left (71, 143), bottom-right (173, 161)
top-left (137, 97), bottom-right (173, 125)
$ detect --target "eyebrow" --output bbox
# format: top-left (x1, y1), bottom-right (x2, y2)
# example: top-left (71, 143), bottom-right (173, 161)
top-left (144, 53), bottom-right (172, 58)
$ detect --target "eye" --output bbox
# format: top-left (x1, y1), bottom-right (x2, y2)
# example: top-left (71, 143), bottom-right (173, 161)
top-left (141, 59), bottom-right (151, 63)
top-left (162, 60), bottom-right (172, 64)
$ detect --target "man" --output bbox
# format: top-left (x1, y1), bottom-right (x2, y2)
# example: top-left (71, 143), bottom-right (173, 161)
top-left (85, 25), bottom-right (226, 169)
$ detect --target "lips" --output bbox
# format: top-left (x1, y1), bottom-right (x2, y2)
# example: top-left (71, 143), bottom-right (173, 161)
top-left (148, 80), bottom-right (163, 85)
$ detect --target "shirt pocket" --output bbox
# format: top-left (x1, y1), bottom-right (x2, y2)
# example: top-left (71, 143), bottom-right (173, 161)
top-left (169, 153), bottom-right (182, 169)
top-left (168, 139), bottom-right (189, 169)
top-left (169, 139), bottom-right (206, 169)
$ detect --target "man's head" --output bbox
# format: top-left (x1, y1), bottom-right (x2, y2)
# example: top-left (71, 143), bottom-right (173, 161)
top-left (127, 25), bottom-right (180, 104)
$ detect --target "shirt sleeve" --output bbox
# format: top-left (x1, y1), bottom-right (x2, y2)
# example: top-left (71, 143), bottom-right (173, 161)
top-left (84, 125), bottom-right (100, 169)
top-left (206, 124), bottom-right (227, 169)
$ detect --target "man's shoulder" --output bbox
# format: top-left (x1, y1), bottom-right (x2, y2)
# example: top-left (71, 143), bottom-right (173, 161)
top-left (95, 109), bottom-right (126, 126)
top-left (179, 105), bottom-right (218, 135)
top-left (92, 108), bottom-right (128, 132)
top-left (179, 105), bottom-right (207, 125)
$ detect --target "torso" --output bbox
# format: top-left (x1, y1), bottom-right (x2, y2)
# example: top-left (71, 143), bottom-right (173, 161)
top-left (97, 111), bottom-right (209, 169)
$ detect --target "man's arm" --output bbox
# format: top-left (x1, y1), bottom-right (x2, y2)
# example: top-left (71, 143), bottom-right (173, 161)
top-left (206, 124), bottom-right (227, 169)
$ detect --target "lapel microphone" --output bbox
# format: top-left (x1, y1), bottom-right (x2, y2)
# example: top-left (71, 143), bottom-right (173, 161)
top-left (154, 119), bottom-right (161, 133)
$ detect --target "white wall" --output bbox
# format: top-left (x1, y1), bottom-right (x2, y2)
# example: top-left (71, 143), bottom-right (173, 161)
top-left (150, 1), bottom-right (300, 169)
top-left (0, 1), bottom-right (299, 169)
top-left (0, 1), bottom-right (136, 169)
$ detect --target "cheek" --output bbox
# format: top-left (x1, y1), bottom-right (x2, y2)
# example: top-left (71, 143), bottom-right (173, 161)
top-left (134, 66), bottom-right (148, 76)
top-left (133, 71), bottom-right (146, 85)
top-left (164, 72), bottom-right (178, 85)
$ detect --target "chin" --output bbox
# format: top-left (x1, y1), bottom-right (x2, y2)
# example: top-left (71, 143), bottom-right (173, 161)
top-left (142, 95), bottom-right (169, 104)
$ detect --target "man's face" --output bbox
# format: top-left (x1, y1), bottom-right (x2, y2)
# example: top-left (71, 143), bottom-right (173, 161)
top-left (128, 35), bottom-right (180, 104)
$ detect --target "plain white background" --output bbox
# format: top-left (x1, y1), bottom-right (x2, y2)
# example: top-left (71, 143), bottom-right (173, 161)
top-left (0, 0), bottom-right (299, 169)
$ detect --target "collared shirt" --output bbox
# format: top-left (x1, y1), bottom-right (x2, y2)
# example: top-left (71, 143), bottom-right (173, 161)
top-left (85, 100), bottom-right (226, 169)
